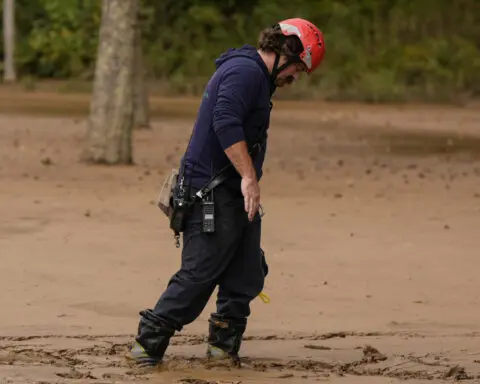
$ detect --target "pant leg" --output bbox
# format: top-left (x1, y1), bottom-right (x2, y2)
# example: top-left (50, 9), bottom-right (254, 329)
top-left (154, 188), bottom-right (247, 330)
top-left (206, 215), bottom-right (265, 357)
top-left (135, 187), bottom-right (246, 359)
top-left (216, 214), bottom-right (265, 319)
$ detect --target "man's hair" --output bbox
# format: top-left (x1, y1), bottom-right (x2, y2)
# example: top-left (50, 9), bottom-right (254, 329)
top-left (257, 24), bottom-right (304, 58)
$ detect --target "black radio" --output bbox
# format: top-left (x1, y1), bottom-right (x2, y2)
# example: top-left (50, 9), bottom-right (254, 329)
top-left (201, 192), bottom-right (215, 233)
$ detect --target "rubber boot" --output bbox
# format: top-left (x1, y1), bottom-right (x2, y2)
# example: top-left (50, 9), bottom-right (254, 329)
top-left (126, 309), bottom-right (175, 367)
top-left (206, 313), bottom-right (247, 366)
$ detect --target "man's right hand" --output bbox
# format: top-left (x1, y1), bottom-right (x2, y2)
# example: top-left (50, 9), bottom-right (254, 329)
top-left (241, 176), bottom-right (260, 222)
top-left (223, 140), bottom-right (261, 221)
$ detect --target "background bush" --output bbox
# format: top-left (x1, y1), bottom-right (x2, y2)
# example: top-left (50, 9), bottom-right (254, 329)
top-left (1, 0), bottom-right (479, 102)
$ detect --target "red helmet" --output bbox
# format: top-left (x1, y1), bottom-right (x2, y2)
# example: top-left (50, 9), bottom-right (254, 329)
top-left (277, 18), bottom-right (326, 74)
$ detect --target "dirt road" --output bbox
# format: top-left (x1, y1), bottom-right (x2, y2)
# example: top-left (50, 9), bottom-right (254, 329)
top-left (1, 90), bottom-right (480, 383)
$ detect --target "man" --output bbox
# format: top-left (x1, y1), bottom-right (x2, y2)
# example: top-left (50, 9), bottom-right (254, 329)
top-left (128, 17), bottom-right (326, 366)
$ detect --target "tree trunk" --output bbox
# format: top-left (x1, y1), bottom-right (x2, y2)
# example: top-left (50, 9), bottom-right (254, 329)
top-left (85, 0), bottom-right (138, 164)
top-left (133, 25), bottom-right (151, 129)
top-left (3, 0), bottom-right (16, 83)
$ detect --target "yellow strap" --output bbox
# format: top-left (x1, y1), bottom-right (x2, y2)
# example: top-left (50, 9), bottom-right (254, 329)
top-left (258, 291), bottom-right (270, 304)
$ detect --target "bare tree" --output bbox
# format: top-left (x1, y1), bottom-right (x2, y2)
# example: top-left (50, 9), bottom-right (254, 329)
top-left (133, 25), bottom-right (150, 129)
top-left (85, 0), bottom-right (139, 164)
top-left (3, 0), bottom-right (16, 83)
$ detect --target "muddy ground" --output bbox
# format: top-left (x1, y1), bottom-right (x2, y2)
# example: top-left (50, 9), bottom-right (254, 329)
top-left (1, 88), bottom-right (480, 383)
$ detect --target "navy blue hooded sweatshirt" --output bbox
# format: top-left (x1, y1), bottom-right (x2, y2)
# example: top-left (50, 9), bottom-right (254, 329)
top-left (180, 45), bottom-right (273, 193)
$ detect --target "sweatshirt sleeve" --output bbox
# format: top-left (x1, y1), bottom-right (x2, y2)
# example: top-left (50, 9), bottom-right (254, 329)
top-left (212, 63), bottom-right (262, 150)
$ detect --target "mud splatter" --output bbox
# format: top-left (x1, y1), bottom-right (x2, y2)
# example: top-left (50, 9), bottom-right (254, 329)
top-left (304, 344), bottom-right (332, 350)
top-left (444, 365), bottom-right (472, 380)
top-left (361, 345), bottom-right (388, 363)
top-left (2, 332), bottom-right (480, 383)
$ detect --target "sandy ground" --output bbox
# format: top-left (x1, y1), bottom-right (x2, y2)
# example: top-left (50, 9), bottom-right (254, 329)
top-left (1, 89), bottom-right (480, 383)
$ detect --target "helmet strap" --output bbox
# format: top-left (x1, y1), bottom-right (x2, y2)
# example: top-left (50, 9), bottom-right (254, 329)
top-left (276, 57), bottom-right (300, 74)
top-left (270, 54), bottom-right (281, 81)
top-left (270, 54), bottom-right (301, 86)
top-left (269, 31), bottom-right (302, 93)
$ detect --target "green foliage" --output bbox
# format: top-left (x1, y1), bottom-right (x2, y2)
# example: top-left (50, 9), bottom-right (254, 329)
top-left (1, 0), bottom-right (101, 78)
top-left (1, 0), bottom-right (479, 102)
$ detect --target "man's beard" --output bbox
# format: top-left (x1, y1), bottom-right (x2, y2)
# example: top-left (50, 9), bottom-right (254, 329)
top-left (274, 75), bottom-right (295, 87)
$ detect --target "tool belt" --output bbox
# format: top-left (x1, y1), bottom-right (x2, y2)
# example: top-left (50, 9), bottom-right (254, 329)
top-left (156, 154), bottom-right (252, 247)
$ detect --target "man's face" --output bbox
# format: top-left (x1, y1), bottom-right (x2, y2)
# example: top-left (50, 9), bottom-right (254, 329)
top-left (274, 60), bottom-right (307, 87)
